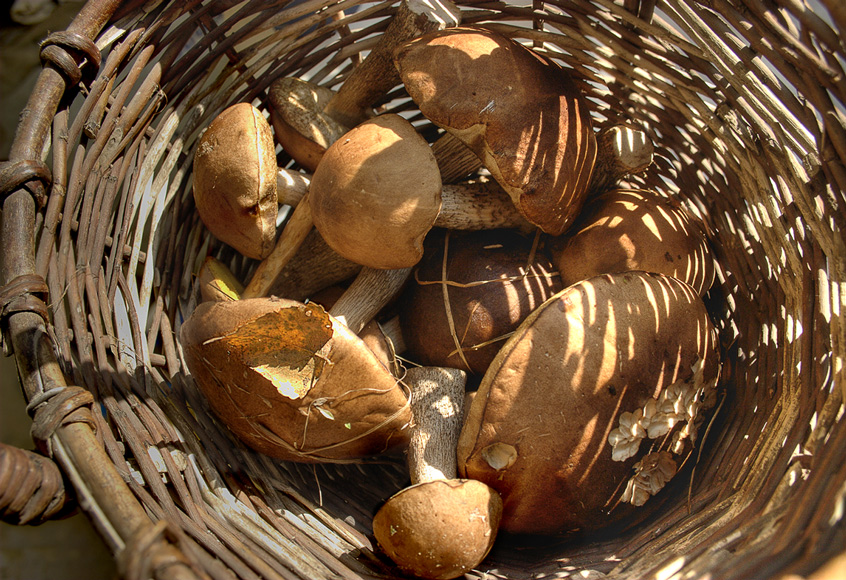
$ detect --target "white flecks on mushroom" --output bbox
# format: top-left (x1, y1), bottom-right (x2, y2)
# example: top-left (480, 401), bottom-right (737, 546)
top-left (621, 451), bottom-right (678, 506)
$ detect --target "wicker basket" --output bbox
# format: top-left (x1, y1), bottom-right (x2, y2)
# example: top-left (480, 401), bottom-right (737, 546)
top-left (1, 0), bottom-right (844, 578)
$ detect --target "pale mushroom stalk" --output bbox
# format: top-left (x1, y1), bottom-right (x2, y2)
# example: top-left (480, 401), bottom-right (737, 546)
top-left (241, 195), bottom-right (314, 299)
top-left (406, 366), bottom-right (466, 483)
top-left (373, 366), bottom-right (503, 580)
top-left (328, 266), bottom-right (412, 335)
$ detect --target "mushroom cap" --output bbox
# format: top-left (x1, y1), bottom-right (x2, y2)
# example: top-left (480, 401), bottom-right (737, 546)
top-left (372, 479), bottom-right (502, 580)
top-left (309, 113), bottom-right (443, 269)
top-left (400, 229), bottom-right (563, 377)
top-left (394, 26), bottom-right (597, 236)
top-left (267, 77), bottom-right (348, 171)
top-left (554, 188), bottom-right (716, 295)
top-left (193, 103), bottom-right (278, 260)
top-left (456, 271), bottom-right (721, 534)
top-left (197, 256), bottom-right (244, 302)
top-left (180, 297), bottom-right (411, 462)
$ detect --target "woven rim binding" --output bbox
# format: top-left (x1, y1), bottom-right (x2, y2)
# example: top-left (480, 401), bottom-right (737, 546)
top-left (2, 0), bottom-right (845, 579)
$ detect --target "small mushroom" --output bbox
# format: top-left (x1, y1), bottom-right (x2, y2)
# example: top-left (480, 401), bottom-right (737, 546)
top-left (373, 366), bottom-right (502, 580)
top-left (197, 255), bottom-right (245, 302)
top-left (268, 0), bottom-right (462, 171)
top-left (192, 102), bottom-right (277, 260)
top-left (588, 124), bottom-right (654, 195)
top-left (456, 271), bottom-right (721, 535)
top-left (553, 188), bottom-right (716, 295)
top-left (394, 26), bottom-right (598, 236)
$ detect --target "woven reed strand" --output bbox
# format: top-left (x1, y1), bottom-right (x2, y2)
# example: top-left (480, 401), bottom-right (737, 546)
top-left (3, 0), bottom-right (845, 578)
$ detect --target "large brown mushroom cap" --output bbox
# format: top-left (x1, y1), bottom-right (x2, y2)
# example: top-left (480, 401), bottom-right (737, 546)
top-left (394, 26), bottom-right (597, 236)
top-left (401, 229), bottom-right (563, 377)
top-left (456, 271), bottom-right (721, 535)
top-left (309, 113), bottom-right (443, 269)
top-left (193, 103), bottom-right (278, 260)
top-left (372, 479), bottom-right (502, 580)
top-left (554, 188), bottom-right (716, 295)
top-left (180, 297), bottom-right (411, 462)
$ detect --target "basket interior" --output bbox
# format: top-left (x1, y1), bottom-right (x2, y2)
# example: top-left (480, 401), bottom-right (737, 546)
top-left (22, 0), bottom-right (846, 578)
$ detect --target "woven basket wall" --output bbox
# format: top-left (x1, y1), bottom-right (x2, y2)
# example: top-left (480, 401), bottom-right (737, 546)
top-left (1, 0), bottom-right (844, 578)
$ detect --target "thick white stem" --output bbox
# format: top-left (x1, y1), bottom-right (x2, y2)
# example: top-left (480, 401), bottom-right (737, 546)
top-left (405, 366), bottom-right (467, 485)
top-left (328, 266), bottom-right (412, 334)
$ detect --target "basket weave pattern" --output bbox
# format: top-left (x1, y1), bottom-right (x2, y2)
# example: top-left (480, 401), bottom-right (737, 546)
top-left (1, 0), bottom-right (845, 578)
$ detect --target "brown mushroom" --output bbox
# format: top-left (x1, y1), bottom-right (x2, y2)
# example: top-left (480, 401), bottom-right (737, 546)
top-left (553, 188), bottom-right (716, 295)
top-left (180, 268), bottom-right (414, 463)
top-left (588, 124), bottom-right (654, 195)
top-left (394, 26), bottom-right (598, 236)
top-left (456, 271), bottom-right (721, 535)
top-left (373, 366), bottom-right (502, 580)
top-left (197, 255), bottom-right (245, 302)
top-left (192, 102), bottom-right (277, 260)
top-left (308, 113), bottom-right (531, 271)
top-left (268, 0), bottom-right (462, 172)
top-left (400, 228), bottom-right (563, 377)
top-left (242, 123), bottom-right (491, 299)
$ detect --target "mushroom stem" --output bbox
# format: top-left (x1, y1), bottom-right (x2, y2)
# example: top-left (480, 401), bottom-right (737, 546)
top-left (405, 366), bottom-right (467, 484)
top-left (276, 167), bottom-right (310, 206)
top-left (324, 0), bottom-right (462, 128)
top-left (328, 266), bottom-right (412, 335)
top-left (435, 180), bottom-right (530, 230)
top-left (267, 229), bottom-right (361, 302)
top-left (270, 0), bottom-right (461, 171)
top-left (241, 192), bottom-right (314, 299)
top-left (588, 124), bottom-right (654, 194)
top-left (430, 131), bottom-right (483, 184)
top-left (276, 168), bottom-right (529, 231)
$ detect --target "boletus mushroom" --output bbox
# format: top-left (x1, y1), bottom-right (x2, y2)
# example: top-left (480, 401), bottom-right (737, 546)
top-left (373, 366), bottom-right (502, 579)
top-left (308, 113), bottom-right (530, 271)
top-left (394, 26), bottom-right (598, 236)
top-left (192, 102), bottom-right (277, 260)
top-left (180, 290), bottom-right (412, 462)
top-left (456, 271), bottom-right (721, 535)
top-left (553, 188), bottom-right (716, 295)
top-left (268, 0), bottom-right (462, 172)
top-left (400, 228), bottom-right (563, 377)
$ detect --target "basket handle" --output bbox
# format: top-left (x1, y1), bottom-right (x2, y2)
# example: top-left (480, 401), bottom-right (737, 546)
top-left (0, 442), bottom-right (72, 525)
top-left (0, 0), bottom-right (206, 578)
